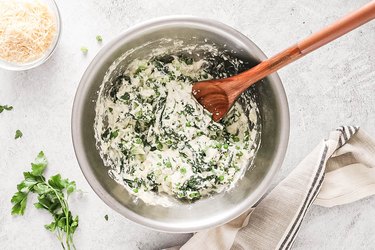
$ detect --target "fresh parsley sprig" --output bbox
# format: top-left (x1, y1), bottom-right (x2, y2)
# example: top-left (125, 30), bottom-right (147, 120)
top-left (11, 151), bottom-right (79, 250)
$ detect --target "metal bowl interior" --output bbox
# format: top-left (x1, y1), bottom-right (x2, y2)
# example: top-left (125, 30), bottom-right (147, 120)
top-left (72, 16), bottom-right (289, 233)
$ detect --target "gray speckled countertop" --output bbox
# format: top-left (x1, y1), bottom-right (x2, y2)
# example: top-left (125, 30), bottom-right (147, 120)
top-left (1, 0), bottom-right (374, 249)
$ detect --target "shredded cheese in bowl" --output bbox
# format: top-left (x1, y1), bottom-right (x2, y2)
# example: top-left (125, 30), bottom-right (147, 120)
top-left (0, 0), bottom-right (59, 69)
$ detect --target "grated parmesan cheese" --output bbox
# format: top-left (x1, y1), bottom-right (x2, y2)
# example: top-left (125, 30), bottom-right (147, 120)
top-left (0, 0), bottom-right (57, 63)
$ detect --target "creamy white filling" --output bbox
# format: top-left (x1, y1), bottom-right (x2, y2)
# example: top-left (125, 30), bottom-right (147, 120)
top-left (95, 48), bottom-right (260, 206)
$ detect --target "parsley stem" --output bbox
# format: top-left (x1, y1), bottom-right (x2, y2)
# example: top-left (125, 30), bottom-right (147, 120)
top-left (46, 182), bottom-right (72, 250)
top-left (57, 229), bottom-right (66, 249)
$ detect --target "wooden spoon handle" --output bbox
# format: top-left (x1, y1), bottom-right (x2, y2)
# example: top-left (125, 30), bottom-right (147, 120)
top-left (298, 1), bottom-right (375, 54)
top-left (234, 1), bottom-right (375, 95)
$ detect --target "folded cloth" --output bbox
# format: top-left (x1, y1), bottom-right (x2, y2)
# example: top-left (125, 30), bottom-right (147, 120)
top-left (167, 126), bottom-right (375, 250)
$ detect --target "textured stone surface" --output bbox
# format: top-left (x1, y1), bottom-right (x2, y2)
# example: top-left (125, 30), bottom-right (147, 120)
top-left (0, 0), bottom-right (374, 249)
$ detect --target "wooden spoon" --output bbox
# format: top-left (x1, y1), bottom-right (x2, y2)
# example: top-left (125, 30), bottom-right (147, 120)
top-left (192, 1), bottom-right (375, 122)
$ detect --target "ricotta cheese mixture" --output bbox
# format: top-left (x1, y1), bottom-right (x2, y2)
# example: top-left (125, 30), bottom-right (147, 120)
top-left (95, 45), bottom-right (260, 206)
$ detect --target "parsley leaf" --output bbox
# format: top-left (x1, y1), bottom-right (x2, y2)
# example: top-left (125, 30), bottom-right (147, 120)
top-left (31, 151), bottom-right (48, 176)
top-left (66, 181), bottom-right (77, 195)
top-left (104, 214), bottom-right (108, 221)
top-left (15, 129), bottom-right (23, 139)
top-left (10, 191), bottom-right (28, 215)
top-left (48, 174), bottom-right (69, 190)
top-left (81, 46), bottom-right (88, 54)
top-left (11, 151), bottom-right (79, 250)
top-left (0, 105), bottom-right (13, 113)
top-left (96, 35), bottom-right (103, 42)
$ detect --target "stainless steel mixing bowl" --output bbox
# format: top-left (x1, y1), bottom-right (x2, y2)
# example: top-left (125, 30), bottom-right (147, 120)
top-left (72, 16), bottom-right (289, 233)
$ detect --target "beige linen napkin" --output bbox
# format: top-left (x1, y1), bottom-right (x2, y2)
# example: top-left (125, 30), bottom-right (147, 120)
top-left (168, 126), bottom-right (375, 250)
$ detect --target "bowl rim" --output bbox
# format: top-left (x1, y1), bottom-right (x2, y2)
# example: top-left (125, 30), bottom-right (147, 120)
top-left (71, 15), bottom-right (290, 233)
top-left (0, 0), bottom-right (62, 71)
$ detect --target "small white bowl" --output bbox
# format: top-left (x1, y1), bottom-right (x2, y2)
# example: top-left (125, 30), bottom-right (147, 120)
top-left (0, 0), bottom-right (61, 71)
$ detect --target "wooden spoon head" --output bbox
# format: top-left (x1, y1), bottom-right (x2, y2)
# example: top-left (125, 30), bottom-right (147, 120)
top-left (192, 80), bottom-right (231, 122)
